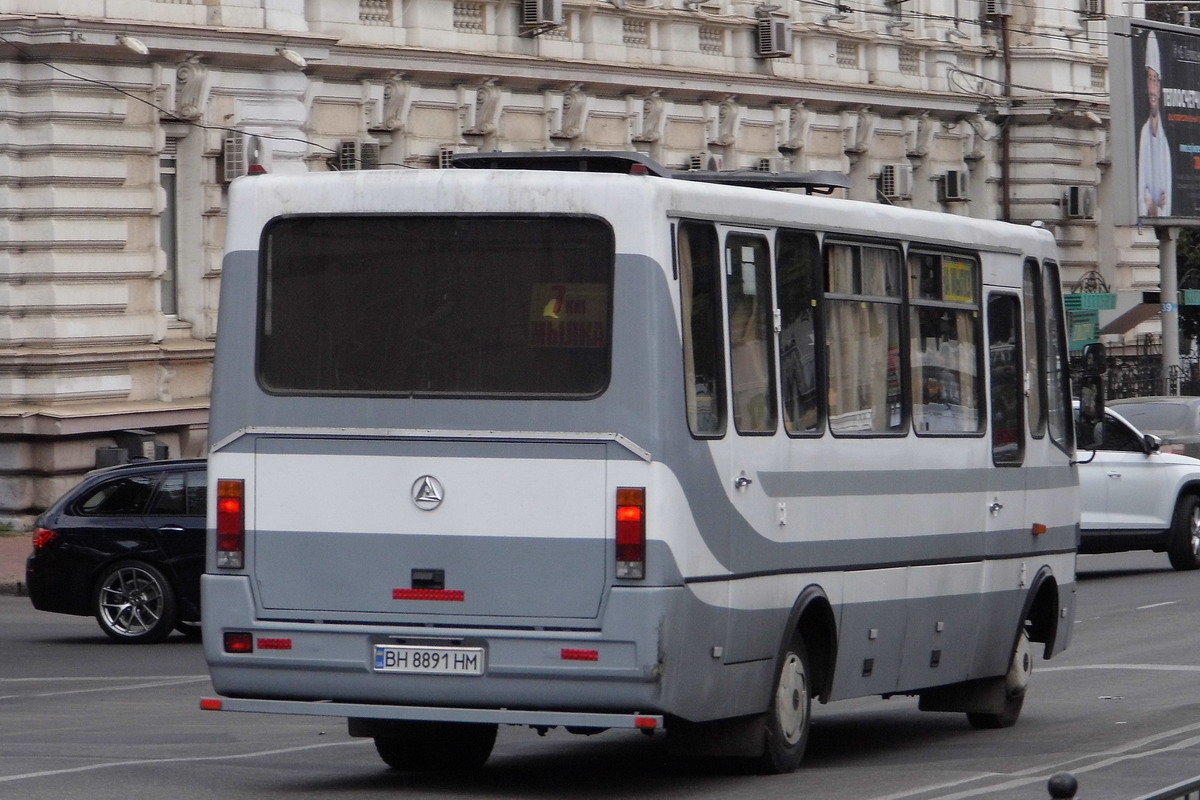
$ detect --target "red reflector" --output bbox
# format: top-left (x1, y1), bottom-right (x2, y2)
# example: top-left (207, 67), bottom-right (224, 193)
top-left (630, 163), bottom-right (649, 175)
top-left (200, 698), bottom-right (223, 711)
top-left (32, 528), bottom-right (58, 549)
top-left (1031, 523), bottom-right (1047, 536)
top-left (561, 648), bottom-right (599, 661)
top-left (224, 632), bottom-right (253, 653)
top-left (392, 588), bottom-right (465, 601)
top-left (257, 638), bottom-right (293, 650)
top-left (247, 163), bottom-right (267, 175)
top-left (635, 717), bottom-right (658, 729)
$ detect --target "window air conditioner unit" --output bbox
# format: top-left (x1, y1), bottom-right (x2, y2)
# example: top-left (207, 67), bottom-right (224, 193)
top-left (756, 157), bottom-right (791, 173)
top-left (1065, 186), bottom-right (1096, 219)
top-left (878, 163), bottom-right (913, 199)
top-left (688, 153), bottom-right (723, 171)
top-left (438, 144), bottom-right (479, 169)
top-left (755, 18), bottom-right (793, 59)
top-left (337, 139), bottom-right (381, 171)
top-left (939, 169), bottom-right (969, 202)
top-left (1081, 0), bottom-right (1104, 18)
top-left (521, 0), bottom-right (563, 29)
top-left (985, 0), bottom-right (1012, 15)
top-left (222, 131), bottom-right (271, 182)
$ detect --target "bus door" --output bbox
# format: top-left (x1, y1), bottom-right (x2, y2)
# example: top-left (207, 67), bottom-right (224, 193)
top-left (720, 226), bottom-right (784, 663)
top-left (982, 292), bottom-right (1029, 659)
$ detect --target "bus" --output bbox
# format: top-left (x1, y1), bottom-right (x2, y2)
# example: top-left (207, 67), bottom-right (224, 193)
top-left (200, 151), bottom-right (1079, 774)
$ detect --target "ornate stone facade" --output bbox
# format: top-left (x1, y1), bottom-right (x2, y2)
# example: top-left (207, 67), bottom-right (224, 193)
top-left (0, 0), bottom-right (1153, 524)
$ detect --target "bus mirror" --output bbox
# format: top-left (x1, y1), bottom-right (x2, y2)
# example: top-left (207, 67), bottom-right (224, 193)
top-left (1081, 342), bottom-right (1106, 377)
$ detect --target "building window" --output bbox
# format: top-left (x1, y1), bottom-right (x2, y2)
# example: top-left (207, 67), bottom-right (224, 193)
top-left (159, 137), bottom-right (179, 316)
top-left (1091, 65), bottom-right (1106, 90)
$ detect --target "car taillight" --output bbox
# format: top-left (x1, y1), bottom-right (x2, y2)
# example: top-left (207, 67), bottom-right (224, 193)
top-left (32, 528), bottom-right (58, 549)
top-left (616, 487), bottom-right (645, 580)
top-left (216, 479), bottom-right (245, 569)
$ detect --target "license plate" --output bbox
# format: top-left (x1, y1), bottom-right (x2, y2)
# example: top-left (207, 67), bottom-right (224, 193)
top-left (373, 644), bottom-right (485, 676)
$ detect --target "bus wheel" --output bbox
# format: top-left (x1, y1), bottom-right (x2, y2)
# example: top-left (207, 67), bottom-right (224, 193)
top-left (753, 633), bottom-right (812, 774)
top-left (373, 721), bottom-right (497, 771)
top-left (1167, 494), bottom-right (1200, 571)
top-left (967, 629), bottom-right (1031, 729)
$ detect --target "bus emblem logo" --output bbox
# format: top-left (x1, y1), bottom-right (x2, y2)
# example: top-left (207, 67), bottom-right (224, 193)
top-left (411, 476), bottom-right (444, 511)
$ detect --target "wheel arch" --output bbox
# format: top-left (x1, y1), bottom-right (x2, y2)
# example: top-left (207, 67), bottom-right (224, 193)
top-left (1020, 565), bottom-right (1061, 659)
top-left (783, 585), bottom-right (837, 703)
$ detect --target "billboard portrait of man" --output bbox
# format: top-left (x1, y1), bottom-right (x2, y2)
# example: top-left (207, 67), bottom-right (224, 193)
top-left (1138, 30), bottom-right (1172, 217)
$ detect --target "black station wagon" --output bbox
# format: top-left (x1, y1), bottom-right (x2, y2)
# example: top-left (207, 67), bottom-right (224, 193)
top-left (26, 459), bottom-right (206, 643)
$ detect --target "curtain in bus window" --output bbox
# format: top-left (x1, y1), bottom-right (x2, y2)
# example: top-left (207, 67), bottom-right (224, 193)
top-left (726, 234), bottom-right (777, 434)
top-left (679, 222), bottom-right (726, 436)
top-left (827, 301), bottom-right (902, 434)
top-left (825, 243), bottom-right (904, 435)
top-left (777, 231), bottom-right (822, 435)
top-left (988, 294), bottom-right (1025, 466)
top-left (258, 215), bottom-right (613, 397)
top-left (1023, 260), bottom-right (1046, 438)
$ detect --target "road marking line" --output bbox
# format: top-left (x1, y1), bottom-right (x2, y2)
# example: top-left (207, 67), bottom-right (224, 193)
top-left (1040, 663), bottom-right (1200, 673)
top-left (0, 740), bottom-right (369, 783)
top-left (0, 677), bottom-right (208, 701)
top-left (1137, 601), bottom-right (1179, 610)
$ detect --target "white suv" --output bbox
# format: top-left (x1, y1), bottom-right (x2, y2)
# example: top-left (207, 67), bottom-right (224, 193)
top-left (1077, 405), bottom-right (1200, 571)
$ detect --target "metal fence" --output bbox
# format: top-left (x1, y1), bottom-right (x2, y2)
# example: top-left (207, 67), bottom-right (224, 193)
top-left (1070, 336), bottom-right (1200, 399)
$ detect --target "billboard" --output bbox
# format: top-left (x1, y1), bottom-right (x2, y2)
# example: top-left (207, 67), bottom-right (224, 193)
top-left (1110, 18), bottom-right (1200, 225)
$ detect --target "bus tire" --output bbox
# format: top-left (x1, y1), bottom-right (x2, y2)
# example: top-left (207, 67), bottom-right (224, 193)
top-left (1167, 494), bottom-right (1200, 571)
top-left (967, 629), bottom-right (1031, 730)
top-left (753, 632), bottom-right (812, 774)
top-left (372, 721), bottom-right (497, 771)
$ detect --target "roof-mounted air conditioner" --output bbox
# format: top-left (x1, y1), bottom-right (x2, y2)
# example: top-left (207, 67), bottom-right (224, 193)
top-left (878, 163), bottom-right (913, 200)
top-left (688, 153), bottom-right (723, 171)
top-left (755, 18), bottom-right (794, 58)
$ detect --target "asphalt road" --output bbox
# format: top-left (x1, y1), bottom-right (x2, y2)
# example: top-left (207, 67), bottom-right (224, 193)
top-left (2, 551), bottom-right (1199, 800)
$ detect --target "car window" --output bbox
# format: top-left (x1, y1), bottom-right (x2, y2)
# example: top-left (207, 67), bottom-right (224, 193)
top-left (1111, 402), bottom-right (1188, 434)
top-left (1100, 414), bottom-right (1144, 452)
top-left (78, 474), bottom-right (158, 515)
top-left (149, 470), bottom-right (207, 516)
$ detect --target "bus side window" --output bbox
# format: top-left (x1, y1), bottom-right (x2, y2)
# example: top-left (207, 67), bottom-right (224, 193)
top-left (825, 242), bottom-right (905, 435)
top-left (679, 221), bottom-right (727, 437)
top-left (988, 294), bottom-right (1025, 466)
top-left (1022, 260), bottom-right (1047, 438)
top-left (1041, 261), bottom-right (1073, 453)
top-left (908, 251), bottom-right (983, 435)
top-left (777, 230), bottom-right (823, 436)
top-left (726, 233), bottom-right (777, 434)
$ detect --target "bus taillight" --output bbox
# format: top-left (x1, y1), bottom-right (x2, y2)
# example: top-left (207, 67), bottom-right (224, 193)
top-left (216, 479), bottom-right (245, 569)
top-left (616, 487), bottom-right (645, 580)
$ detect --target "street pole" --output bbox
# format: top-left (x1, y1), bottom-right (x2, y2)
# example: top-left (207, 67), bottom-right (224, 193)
top-left (1159, 226), bottom-right (1180, 393)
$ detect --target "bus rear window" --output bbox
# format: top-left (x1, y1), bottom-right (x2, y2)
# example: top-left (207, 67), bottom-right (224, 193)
top-left (258, 215), bottom-right (614, 398)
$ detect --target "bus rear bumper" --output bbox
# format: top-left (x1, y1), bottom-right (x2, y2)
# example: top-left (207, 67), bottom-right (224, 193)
top-left (199, 695), bottom-right (663, 730)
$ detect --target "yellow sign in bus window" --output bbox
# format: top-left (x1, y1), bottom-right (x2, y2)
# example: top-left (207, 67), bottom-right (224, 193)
top-left (529, 283), bottom-right (609, 348)
top-left (942, 258), bottom-right (976, 304)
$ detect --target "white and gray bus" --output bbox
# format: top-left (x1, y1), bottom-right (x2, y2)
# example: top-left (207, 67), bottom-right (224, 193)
top-left (201, 152), bottom-right (1079, 774)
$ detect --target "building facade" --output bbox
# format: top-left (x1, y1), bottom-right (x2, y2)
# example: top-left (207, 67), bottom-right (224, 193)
top-left (0, 0), bottom-right (1161, 526)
